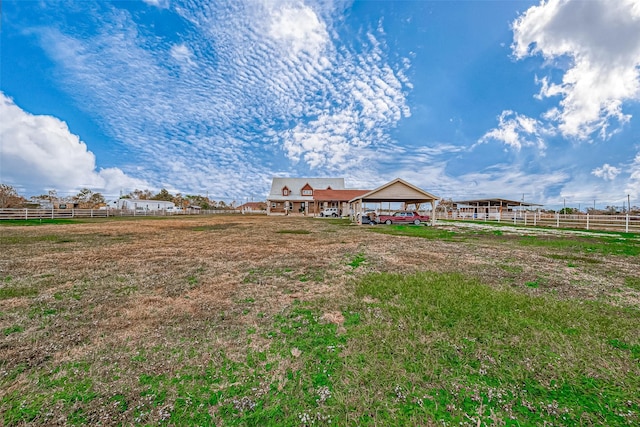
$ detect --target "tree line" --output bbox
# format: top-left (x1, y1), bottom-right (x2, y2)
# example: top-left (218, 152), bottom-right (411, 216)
top-left (0, 184), bottom-right (247, 210)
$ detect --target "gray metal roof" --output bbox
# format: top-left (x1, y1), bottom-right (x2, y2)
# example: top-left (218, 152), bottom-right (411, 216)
top-left (268, 178), bottom-right (345, 197)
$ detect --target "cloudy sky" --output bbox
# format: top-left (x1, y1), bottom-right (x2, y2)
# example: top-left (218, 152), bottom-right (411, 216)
top-left (2, 0), bottom-right (640, 209)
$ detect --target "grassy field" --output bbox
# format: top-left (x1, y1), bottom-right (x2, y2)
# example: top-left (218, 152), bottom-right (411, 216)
top-left (1, 215), bottom-right (638, 426)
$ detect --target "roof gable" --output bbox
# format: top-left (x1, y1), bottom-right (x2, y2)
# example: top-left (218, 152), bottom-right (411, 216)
top-left (350, 178), bottom-right (439, 202)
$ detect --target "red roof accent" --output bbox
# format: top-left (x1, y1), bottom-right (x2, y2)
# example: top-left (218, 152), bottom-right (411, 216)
top-left (313, 189), bottom-right (370, 201)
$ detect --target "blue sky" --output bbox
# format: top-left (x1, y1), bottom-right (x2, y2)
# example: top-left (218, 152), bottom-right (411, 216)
top-left (2, 0), bottom-right (640, 209)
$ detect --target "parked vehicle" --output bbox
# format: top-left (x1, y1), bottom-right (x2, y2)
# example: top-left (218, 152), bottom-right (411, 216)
top-left (320, 207), bottom-right (340, 217)
top-left (374, 211), bottom-right (430, 225)
top-left (358, 210), bottom-right (377, 224)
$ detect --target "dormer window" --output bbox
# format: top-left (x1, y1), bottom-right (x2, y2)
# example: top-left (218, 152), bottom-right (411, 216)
top-left (282, 186), bottom-right (290, 196)
top-left (301, 183), bottom-right (313, 196)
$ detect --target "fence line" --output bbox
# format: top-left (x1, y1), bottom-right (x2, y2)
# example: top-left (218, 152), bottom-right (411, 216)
top-left (0, 208), bottom-right (242, 220)
top-left (436, 212), bottom-right (640, 233)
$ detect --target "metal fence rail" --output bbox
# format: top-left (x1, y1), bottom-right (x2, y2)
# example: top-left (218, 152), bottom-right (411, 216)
top-left (0, 208), bottom-right (242, 220)
top-left (436, 212), bottom-right (640, 233)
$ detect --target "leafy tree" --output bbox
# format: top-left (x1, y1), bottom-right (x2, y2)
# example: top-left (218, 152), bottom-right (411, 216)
top-left (151, 188), bottom-right (173, 202)
top-left (436, 198), bottom-right (454, 213)
top-left (0, 184), bottom-right (27, 208)
top-left (605, 205), bottom-right (619, 215)
top-left (186, 194), bottom-right (213, 210)
top-left (89, 192), bottom-right (106, 207)
top-left (559, 207), bottom-right (577, 215)
top-left (128, 189), bottom-right (153, 200)
top-left (72, 188), bottom-right (105, 208)
top-left (173, 193), bottom-right (185, 209)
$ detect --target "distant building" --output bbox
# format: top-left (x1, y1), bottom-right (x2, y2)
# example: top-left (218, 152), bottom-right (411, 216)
top-left (237, 202), bottom-right (266, 213)
top-left (108, 198), bottom-right (175, 211)
top-left (450, 198), bottom-right (542, 220)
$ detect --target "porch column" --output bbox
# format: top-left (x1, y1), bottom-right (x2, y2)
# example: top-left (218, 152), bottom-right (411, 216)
top-left (431, 200), bottom-right (436, 226)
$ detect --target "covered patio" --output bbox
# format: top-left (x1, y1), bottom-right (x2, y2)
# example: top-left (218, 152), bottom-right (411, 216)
top-left (349, 178), bottom-right (440, 226)
top-left (451, 198), bottom-right (542, 220)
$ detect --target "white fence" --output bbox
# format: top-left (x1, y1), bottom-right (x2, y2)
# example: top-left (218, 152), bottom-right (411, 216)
top-left (0, 208), bottom-right (240, 220)
top-left (436, 211), bottom-right (640, 233)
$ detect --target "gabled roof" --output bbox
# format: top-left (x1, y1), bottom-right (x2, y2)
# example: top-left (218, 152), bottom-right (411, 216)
top-left (314, 189), bottom-right (370, 202)
top-left (268, 178), bottom-right (345, 197)
top-left (349, 178), bottom-right (439, 203)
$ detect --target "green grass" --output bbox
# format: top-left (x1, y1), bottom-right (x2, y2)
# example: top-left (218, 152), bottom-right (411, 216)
top-left (277, 229), bottom-right (311, 234)
top-left (0, 286), bottom-right (39, 300)
top-left (624, 276), bottom-right (640, 290)
top-left (546, 253), bottom-right (602, 264)
top-left (4, 272), bottom-right (637, 426)
top-left (347, 252), bottom-right (367, 268)
top-left (1, 234), bottom-right (75, 244)
top-left (343, 272), bottom-right (640, 425)
top-left (518, 235), bottom-right (640, 256)
top-left (370, 224), bottom-right (458, 240)
top-left (0, 219), bottom-right (85, 226)
top-left (3, 325), bottom-right (24, 336)
top-left (370, 223), bottom-right (640, 257)
top-left (189, 223), bottom-right (239, 231)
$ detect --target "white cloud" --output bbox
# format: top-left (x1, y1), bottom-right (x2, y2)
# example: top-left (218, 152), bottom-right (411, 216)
top-left (19, 1), bottom-right (411, 199)
top-left (591, 163), bottom-right (621, 181)
top-left (170, 44), bottom-right (196, 68)
top-left (268, 4), bottom-right (329, 58)
top-left (0, 92), bottom-right (148, 195)
top-left (142, 0), bottom-right (169, 9)
top-left (512, 0), bottom-right (640, 139)
top-left (479, 110), bottom-right (549, 150)
top-left (626, 153), bottom-right (640, 199)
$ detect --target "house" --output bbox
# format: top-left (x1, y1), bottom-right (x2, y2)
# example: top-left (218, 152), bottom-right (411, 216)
top-left (237, 202), bottom-right (267, 213)
top-left (267, 178), bottom-right (345, 215)
top-left (108, 198), bottom-right (175, 211)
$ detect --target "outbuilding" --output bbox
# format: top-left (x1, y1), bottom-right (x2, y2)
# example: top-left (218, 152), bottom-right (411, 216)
top-left (349, 178), bottom-right (440, 226)
top-left (451, 198), bottom-right (541, 220)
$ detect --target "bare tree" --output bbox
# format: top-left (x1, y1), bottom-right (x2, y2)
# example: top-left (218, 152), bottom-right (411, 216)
top-left (0, 184), bottom-right (27, 208)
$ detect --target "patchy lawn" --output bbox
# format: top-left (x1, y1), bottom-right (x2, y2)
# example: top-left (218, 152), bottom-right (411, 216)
top-left (1, 216), bottom-right (638, 425)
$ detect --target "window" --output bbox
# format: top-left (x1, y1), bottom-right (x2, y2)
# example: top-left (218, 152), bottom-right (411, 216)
top-left (302, 189), bottom-right (312, 196)
top-left (282, 186), bottom-right (289, 196)
top-left (271, 203), bottom-right (276, 208)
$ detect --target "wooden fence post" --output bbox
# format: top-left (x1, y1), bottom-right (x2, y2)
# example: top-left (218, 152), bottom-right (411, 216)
top-left (586, 214), bottom-right (589, 230)
top-left (556, 213), bottom-right (560, 228)
top-left (626, 214), bottom-right (629, 233)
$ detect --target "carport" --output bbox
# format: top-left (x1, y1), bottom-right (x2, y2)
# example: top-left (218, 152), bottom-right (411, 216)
top-left (349, 178), bottom-right (440, 225)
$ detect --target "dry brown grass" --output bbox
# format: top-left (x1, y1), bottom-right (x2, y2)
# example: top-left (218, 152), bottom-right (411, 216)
top-left (1, 214), bottom-right (638, 424)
